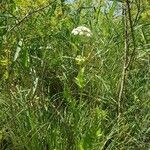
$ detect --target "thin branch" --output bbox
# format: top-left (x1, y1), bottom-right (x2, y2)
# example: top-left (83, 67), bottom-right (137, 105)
top-left (7, 0), bottom-right (56, 32)
top-left (118, 0), bottom-right (129, 117)
top-left (133, 0), bottom-right (142, 26)
top-left (126, 0), bottom-right (136, 69)
top-left (118, 0), bottom-right (137, 117)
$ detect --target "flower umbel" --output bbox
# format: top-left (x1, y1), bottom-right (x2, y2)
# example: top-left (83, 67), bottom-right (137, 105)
top-left (75, 55), bottom-right (86, 65)
top-left (71, 26), bottom-right (92, 37)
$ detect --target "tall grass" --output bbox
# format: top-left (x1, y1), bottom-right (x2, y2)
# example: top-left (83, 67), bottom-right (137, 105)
top-left (0, 0), bottom-right (150, 150)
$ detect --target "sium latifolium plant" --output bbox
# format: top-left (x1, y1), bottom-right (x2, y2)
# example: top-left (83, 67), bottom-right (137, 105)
top-left (71, 26), bottom-right (92, 90)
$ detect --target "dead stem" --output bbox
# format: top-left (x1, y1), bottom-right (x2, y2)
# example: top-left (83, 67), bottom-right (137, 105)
top-left (118, 0), bottom-right (137, 119)
top-left (118, 0), bottom-right (130, 118)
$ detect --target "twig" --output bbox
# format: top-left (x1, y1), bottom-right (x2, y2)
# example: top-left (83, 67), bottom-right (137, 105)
top-left (7, 0), bottom-right (56, 32)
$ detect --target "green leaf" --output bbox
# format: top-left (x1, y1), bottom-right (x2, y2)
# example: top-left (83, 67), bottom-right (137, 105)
top-left (14, 39), bottom-right (23, 61)
top-left (75, 67), bottom-right (85, 89)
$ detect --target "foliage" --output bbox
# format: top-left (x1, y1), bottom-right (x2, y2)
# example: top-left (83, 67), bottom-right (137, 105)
top-left (0, 0), bottom-right (150, 150)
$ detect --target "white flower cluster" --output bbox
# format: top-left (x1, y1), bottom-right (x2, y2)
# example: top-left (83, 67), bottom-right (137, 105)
top-left (71, 26), bottom-right (92, 37)
top-left (75, 55), bottom-right (86, 65)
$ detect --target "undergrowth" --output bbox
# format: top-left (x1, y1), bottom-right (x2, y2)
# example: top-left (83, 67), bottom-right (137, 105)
top-left (0, 0), bottom-right (150, 150)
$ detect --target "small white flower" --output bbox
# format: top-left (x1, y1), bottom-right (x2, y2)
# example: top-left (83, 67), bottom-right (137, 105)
top-left (71, 26), bottom-right (92, 37)
top-left (79, 31), bottom-right (84, 35)
top-left (72, 30), bottom-right (78, 35)
top-left (86, 33), bottom-right (91, 37)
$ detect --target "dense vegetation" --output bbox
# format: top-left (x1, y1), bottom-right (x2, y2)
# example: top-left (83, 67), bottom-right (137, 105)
top-left (0, 0), bottom-right (150, 149)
